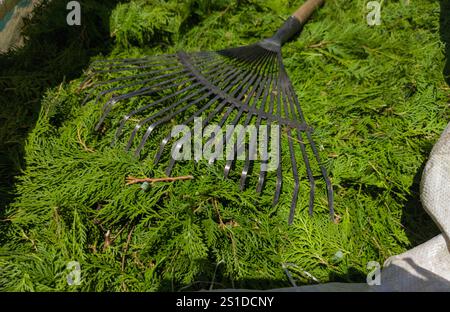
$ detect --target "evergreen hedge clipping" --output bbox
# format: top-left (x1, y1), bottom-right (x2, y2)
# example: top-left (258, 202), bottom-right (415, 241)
top-left (0, 0), bottom-right (449, 291)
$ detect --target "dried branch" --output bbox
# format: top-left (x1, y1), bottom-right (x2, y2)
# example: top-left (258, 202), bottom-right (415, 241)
top-left (76, 126), bottom-right (95, 153)
top-left (121, 224), bottom-right (136, 273)
top-left (308, 40), bottom-right (332, 49)
top-left (77, 78), bottom-right (94, 92)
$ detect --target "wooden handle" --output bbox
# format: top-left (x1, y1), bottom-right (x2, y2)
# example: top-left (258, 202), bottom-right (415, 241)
top-left (268, 0), bottom-right (325, 45)
top-left (292, 0), bottom-right (325, 24)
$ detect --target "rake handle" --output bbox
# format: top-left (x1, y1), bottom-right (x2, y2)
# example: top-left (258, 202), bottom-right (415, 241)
top-left (271, 0), bottom-right (325, 45)
top-left (293, 0), bottom-right (325, 25)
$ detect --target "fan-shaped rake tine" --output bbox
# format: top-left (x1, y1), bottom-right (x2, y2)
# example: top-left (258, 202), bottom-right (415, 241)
top-left (80, 56), bottom-right (181, 92)
top-left (162, 50), bottom-right (271, 175)
top-left (238, 55), bottom-right (277, 191)
top-left (272, 62), bottom-right (283, 206)
top-left (111, 79), bottom-right (200, 139)
top-left (202, 75), bottom-right (260, 165)
top-left (304, 129), bottom-right (335, 220)
top-left (114, 59), bottom-right (236, 143)
top-left (95, 77), bottom-right (198, 132)
top-left (286, 129), bottom-right (299, 225)
top-left (283, 81), bottom-right (316, 217)
top-left (123, 83), bottom-right (207, 151)
top-left (234, 67), bottom-right (272, 189)
top-left (89, 53), bottom-right (175, 66)
top-left (131, 59), bottom-right (250, 157)
top-left (278, 73), bottom-right (313, 221)
top-left (95, 57), bottom-right (225, 124)
top-left (287, 82), bottom-right (335, 220)
top-left (132, 87), bottom-right (216, 156)
top-left (221, 76), bottom-right (269, 176)
top-left (217, 46), bottom-right (268, 74)
top-left (154, 62), bottom-right (249, 166)
top-left (205, 50), bottom-right (271, 153)
top-left (89, 69), bottom-right (188, 110)
top-left (201, 64), bottom-right (264, 135)
top-left (81, 65), bottom-right (186, 106)
top-left (222, 52), bottom-right (273, 178)
top-left (279, 85), bottom-right (300, 226)
top-left (163, 57), bottom-right (264, 175)
top-left (88, 52), bottom-right (215, 74)
top-left (85, 59), bottom-right (180, 83)
top-left (219, 43), bottom-right (262, 63)
top-left (297, 131), bottom-right (315, 216)
top-left (87, 54), bottom-right (177, 72)
top-left (256, 58), bottom-right (279, 195)
top-left (200, 50), bottom-right (271, 152)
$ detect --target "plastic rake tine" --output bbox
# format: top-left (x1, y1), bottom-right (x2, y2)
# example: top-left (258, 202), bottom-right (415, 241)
top-left (81, 0), bottom-right (335, 223)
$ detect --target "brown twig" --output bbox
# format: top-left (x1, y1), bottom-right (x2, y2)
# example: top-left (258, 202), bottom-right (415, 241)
top-left (77, 78), bottom-right (94, 92)
top-left (120, 224), bottom-right (134, 292)
top-left (308, 40), bottom-right (332, 49)
top-left (125, 175), bottom-right (194, 185)
top-left (21, 230), bottom-right (37, 252)
top-left (121, 224), bottom-right (136, 273)
top-left (212, 199), bottom-right (225, 229)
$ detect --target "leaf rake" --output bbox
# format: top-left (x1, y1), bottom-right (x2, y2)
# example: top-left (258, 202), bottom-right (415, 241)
top-left (80, 0), bottom-right (335, 224)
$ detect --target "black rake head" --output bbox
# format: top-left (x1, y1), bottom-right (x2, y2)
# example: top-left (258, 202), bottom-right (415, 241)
top-left (80, 15), bottom-right (335, 224)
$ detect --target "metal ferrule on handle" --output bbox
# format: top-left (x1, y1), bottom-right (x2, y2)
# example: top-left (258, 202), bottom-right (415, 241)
top-left (271, 0), bottom-right (324, 46)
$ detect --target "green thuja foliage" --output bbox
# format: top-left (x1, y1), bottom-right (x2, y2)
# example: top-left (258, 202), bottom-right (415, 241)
top-left (110, 0), bottom-right (184, 48)
top-left (109, 0), bottom-right (239, 49)
top-left (0, 0), bottom-right (120, 221)
top-left (1, 0), bottom-right (449, 291)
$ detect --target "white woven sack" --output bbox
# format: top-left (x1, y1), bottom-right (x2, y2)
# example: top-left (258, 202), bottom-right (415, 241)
top-left (421, 122), bottom-right (450, 241)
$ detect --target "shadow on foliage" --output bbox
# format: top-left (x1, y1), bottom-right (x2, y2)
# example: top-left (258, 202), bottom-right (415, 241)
top-left (0, 0), bottom-right (121, 243)
top-left (327, 266), bottom-right (366, 284)
top-left (158, 277), bottom-right (290, 292)
top-left (399, 1), bottom-right (450, 249)
top-left (156, 259), bottom-right (367, 291)
top-left (153, 257), bottom-right (291, 291)
top-left (401, 159), bottom-right (440, 247)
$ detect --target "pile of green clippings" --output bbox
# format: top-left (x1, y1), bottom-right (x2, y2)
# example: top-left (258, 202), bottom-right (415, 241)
top-left (0, 0), bottom-right (449, 291)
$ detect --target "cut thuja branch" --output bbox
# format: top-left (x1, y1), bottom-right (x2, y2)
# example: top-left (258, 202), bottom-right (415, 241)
top-left (125, 175), bottom-right (194, 185)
